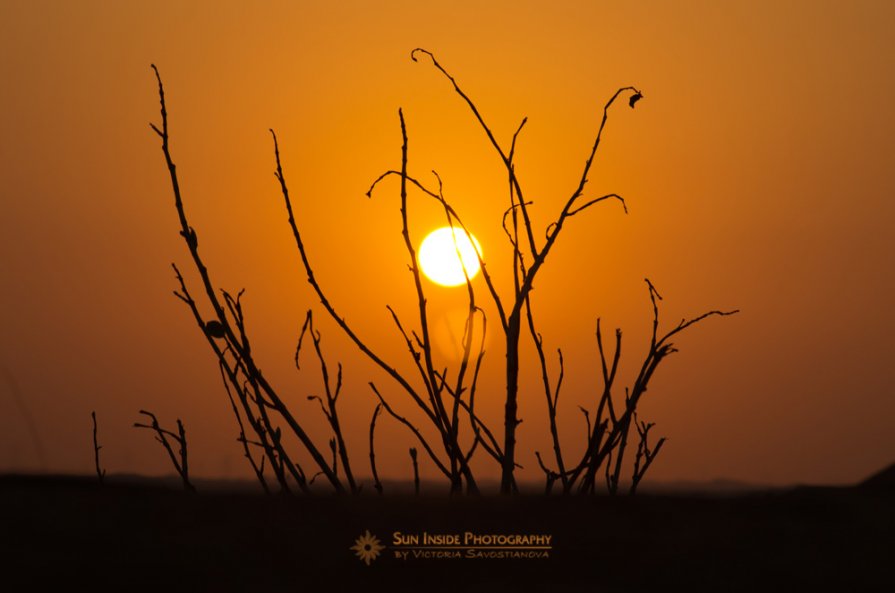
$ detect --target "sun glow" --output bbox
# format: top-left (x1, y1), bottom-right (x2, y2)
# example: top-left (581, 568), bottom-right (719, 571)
top-left (418, 227), bottom-right (483, 287)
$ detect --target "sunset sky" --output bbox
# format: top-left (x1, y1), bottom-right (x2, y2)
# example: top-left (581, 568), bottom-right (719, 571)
top-left (1, 0), bottom-right (893, 488)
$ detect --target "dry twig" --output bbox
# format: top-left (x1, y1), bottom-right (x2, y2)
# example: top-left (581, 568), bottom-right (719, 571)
top-left (151, 64), bottom-right (342, 493)
top-left (91, 411), bottom-right (105, 485)
top-left (133, 409), bottom-right (195, 493)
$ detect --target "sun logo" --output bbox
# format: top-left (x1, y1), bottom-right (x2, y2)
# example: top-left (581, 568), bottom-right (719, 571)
top-left (351, 530), bottom-right (385, 566)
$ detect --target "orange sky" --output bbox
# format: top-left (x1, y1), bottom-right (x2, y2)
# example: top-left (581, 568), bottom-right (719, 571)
top-left (1, 0), bottom-right (893, 488)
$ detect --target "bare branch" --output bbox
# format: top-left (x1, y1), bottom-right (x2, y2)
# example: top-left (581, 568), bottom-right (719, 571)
top-left (566, 193), bottom-right (628, 217)
top-left (219, 360), bottom-right (270, 494)
top-left (91, 411), bottom-right (105, 486)
top-left (411, 48), bottom-right (539, 258)
top-left (369, 403), bottom-right (384, 495)
top-left (134, 410), bottom-right (195, 493)
top-left (152, 65), bottom-right (340, 492)
top-left (296, 310), bottom-right (358, 493)
top-left (369, 382), bottom-right (451, 479)
top-left (409, 447), bottom-right (420, 496)
top-left (630, 414), bottom-right (666, 495)
top-left (271, 128), bottom-right (444, 484)
top-left (534, 451), bottom-right (559, 495)
top-left (367, 170), bottom-right (508, 332)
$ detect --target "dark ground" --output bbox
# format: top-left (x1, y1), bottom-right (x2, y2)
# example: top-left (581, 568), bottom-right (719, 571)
top-left (1, 474), bottom-right (892, 592)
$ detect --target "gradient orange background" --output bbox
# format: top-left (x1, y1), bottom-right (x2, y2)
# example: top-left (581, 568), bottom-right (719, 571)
top-left (1, 0), bottom-right (893, 487)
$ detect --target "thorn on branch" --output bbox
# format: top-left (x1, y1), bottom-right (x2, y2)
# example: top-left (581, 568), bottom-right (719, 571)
top-left (179, 227), bottom-right (198, 249)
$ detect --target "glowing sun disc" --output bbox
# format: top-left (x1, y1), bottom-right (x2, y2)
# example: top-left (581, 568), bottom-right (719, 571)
top-left (418, 227), bottom-right (483, 287)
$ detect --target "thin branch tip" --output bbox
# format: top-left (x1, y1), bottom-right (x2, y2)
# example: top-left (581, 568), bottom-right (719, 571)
top-left (410, 48), bottom-right (432, 62)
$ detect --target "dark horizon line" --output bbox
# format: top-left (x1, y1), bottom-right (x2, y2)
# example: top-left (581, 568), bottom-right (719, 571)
top-left (2, 468), bottom-right (891, 495)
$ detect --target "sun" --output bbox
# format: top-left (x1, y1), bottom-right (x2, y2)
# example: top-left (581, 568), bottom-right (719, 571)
top-left (418, 226), bottom-right (483, 287)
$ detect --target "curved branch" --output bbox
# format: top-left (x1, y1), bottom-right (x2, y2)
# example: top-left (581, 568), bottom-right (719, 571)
top-left (369, 403), bottom-right (384, 495)
top-left (271, 127), bottom-right (439, 439)
top-left (369, 382), bottom-right (451, 478)
top-left (411, 48), bottom-right (538, 259)
top-left (566, 193), bottom-right (628, 218)
top-left (367, 170), bottom-right (508, 331)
